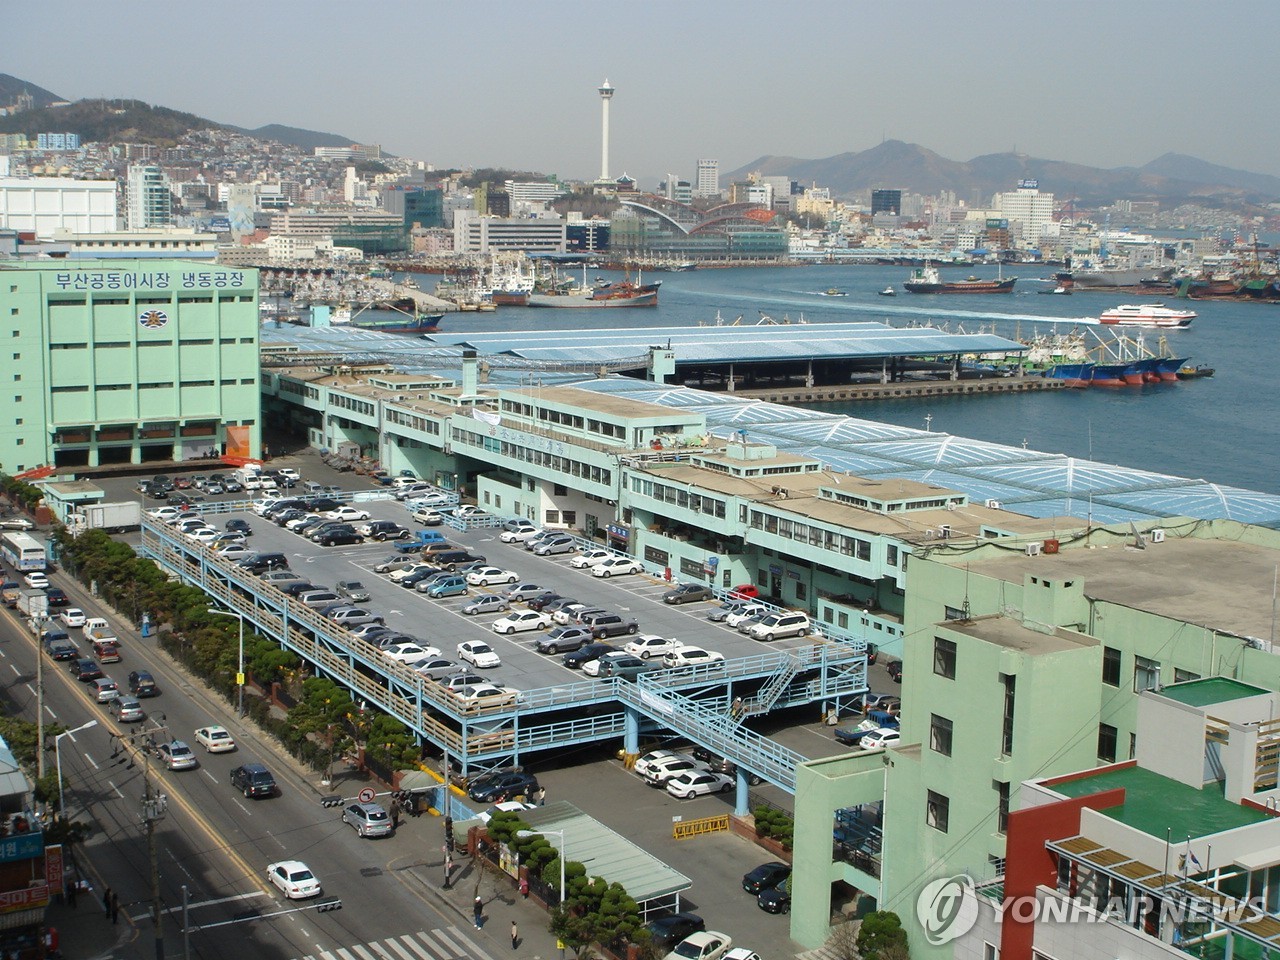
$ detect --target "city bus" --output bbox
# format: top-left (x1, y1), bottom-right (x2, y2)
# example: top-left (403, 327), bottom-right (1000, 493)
top-left (0, 532), bottom-right (46, 572)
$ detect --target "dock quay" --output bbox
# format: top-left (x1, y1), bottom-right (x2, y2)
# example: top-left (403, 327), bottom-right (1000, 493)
top-left (729, 376), bottom-right (1065, 404)
top-left (366, 278), bottom-right (455, 312)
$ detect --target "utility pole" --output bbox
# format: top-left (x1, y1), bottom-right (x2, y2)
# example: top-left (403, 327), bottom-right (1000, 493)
top-left (112, 720), bottom-right (170, 960)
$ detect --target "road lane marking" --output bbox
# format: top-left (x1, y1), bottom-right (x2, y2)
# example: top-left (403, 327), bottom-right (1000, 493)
top-left (8, 664), bottom-right (18, 676)
top-left (107, 780), bottom-right (124, 799)
top-left (84, 753), bottom-right (99, 770)
top-left (24, 683), bottom-right (34, 696)
top-left (233, 798), bottom-right (252, 816)
top-left (204, 770), bottom-right (219, 784)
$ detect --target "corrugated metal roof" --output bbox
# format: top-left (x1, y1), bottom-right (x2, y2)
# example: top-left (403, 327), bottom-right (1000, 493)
top-left (424, 321), bottom-right (1024, 364)
top-left (516, 801), bottom-right (691, 903)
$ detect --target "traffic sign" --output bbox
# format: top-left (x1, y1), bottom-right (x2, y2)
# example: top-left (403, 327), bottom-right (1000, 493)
top-left (358, 787), bottom-right (376, 804)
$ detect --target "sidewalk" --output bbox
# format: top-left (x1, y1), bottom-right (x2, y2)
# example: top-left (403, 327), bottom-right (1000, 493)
top-left (43, 876), bottom-right (138, 960)
top-left (390, 810), bottom-right (561, 960)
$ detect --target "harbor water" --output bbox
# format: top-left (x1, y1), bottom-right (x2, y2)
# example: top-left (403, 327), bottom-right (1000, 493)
top-left (402, 263), bottom-right (1280, 497)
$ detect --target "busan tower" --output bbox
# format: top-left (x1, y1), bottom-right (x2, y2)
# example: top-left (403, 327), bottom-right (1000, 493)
top-left (598, 78), bottom-right (615, 182)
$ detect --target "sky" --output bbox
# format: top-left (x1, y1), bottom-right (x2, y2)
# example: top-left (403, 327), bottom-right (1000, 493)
top-left (8, 0), bottom-right (1278, 187)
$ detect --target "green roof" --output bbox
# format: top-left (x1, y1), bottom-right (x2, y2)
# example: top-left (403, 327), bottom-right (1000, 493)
top-left (1049, 766), bottom-right (1270, 840)
top-left (1156, 677), bottom-right (1269, 708)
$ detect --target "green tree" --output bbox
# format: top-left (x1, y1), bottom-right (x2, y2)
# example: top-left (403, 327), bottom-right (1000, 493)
top-left (857, 910), bottom-right (910, 960)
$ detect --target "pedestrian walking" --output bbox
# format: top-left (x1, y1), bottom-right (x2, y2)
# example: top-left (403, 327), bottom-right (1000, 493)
top-left (391, 804), bottom-right (401, 830)
top-left (110, 891), bottom-right (119, 925)
top-left (103, 887), bottom-right (112, 921)
top-left (473, 896), bottom-right (483, 929)
top-left (511, 921), bottom-right (519, 950)
top-left (518, 876), bottom-right (529, 899)
top-left (65, 881), bottom-right (76, 909)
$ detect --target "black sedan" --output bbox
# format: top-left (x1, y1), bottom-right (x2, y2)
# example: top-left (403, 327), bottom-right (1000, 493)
top-left (758, 880), bottom-right (791, 913)
top-left (742, 861), bottom-right (791, 895)
top-left (526, 592), bottom-right (563, 612)
top-left (225, 519), bottom-right (252, 536)
top-left (467, 771), bottom-right (539, 804)
top-left (70, 659), bottom-right (103, 682)
top-left (44, 587), bottom-right (69, 607)
top-left (644, 912), bottom-right (705, 949)
top-left (562, 642), bottom-right (616, 669)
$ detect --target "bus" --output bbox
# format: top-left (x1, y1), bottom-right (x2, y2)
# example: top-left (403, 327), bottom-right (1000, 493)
top-left (0, 532), bottom-right (46, 572)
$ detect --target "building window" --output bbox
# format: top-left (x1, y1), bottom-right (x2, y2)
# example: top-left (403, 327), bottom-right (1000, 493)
top-left (929, 715), bottom-right (953, 756)
top-left (995, 781), bottom-right (1010, 834)
top-left (1134, 656), bottom-right (1160, 693)
top-left (926, 790), bottom-right (949, 833)
top-left (1102, 647), bottom-right (1121, 686)
top-left (1174, 668), bottom-right (1201, 684)
top-left (1130, 732), bottom-right (1137, 759)
top-left (14, 438), bottom-right (22, 446)
top-left (545, 510), bottom-right (560, 524)
top-left (1000, 673), bottom-right (1016, 756)
top-left (933, 637), bottom-right (956, 679)
top-left (943, 605), bottom-right (967, 621)
top-left (984, 943), bottom-right (1000, 960)
top-left (562, 510), bottom-right (576, 526)
top-left (1098, 723), bottom-right (1118, 762)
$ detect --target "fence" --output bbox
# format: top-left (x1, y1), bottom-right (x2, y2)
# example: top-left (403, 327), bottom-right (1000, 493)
top-left (673, 814), bottom-right (730, 839)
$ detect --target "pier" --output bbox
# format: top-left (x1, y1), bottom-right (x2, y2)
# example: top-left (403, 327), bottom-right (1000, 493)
top-left (730, 376), bottom-right (1065, 404)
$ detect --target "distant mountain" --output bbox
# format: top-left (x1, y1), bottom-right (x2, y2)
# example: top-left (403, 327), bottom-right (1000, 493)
top-left (0, 73), bottom-right (65, 109)
top-left (726, 140), bottom-right (1280, 206)
top-left (227, 124), bottom-right (359, 151)
top-left (0, 98), bottom-right (224, 145)
top-left (0, 74), bottom-right (357, 152)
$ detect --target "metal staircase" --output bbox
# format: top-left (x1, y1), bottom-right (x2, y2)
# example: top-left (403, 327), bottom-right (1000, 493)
top-left (619, 677), bottom-right (808, 792)
top-left (746, 655), bottom-right (802, 716)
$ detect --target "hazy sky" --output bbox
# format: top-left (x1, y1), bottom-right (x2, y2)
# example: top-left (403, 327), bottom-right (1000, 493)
top-left (9, 0), bottom-right (1277, 186)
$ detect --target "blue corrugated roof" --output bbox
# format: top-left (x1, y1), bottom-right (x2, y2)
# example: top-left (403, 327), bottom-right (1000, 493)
top-left (423, 321), bottom-right (1024, 364)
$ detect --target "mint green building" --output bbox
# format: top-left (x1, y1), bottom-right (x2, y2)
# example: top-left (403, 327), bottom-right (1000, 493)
top-left (790, 519), bottom-right (1280, 957)
top-left (0, 259), bottom-right (260, 471)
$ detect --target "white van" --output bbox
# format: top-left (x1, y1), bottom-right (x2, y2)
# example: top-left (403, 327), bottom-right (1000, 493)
top-left (234, 464), bottom-right (264, 487)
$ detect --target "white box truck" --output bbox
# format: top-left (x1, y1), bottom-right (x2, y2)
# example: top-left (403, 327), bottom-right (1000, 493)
top-left (68, 501), bottom-right (142, 534)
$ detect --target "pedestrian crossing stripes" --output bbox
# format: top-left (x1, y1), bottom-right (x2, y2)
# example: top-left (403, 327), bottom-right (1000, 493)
top-left (294, 926), bottom-right (497, 960)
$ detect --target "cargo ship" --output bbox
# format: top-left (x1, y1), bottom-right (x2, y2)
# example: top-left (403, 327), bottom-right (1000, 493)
top-left (1097, 304), bottom-right (1196, 328)
top-left (903, 265), bottom-right (1016, 294)
top-left (526, 283), bottom-right (659, 308)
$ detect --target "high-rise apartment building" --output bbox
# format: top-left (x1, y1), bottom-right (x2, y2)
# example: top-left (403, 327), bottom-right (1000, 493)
top-left (695, 159), bottom-right (719, 199)
top-left (125, 164), bottom-right (172, 229)
top-left (871, 189), bottom-right (902, 215)
top-left (993, 179), bottom-right (1054, 246)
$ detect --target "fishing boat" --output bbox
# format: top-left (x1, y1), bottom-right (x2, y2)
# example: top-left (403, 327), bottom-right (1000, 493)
top-left (1038, 285), bottom-right (1071, 295)
top-left (879, 286), bottom-right (896, 297)
top-left (1097, 304), bottom-right (1196, 328)
top-left (820, 287), bottom-right (848, 297)
top-left (1177, 364), bottom-right (1215, 380)
top-left (904, 264), bottom-right (1016, 294)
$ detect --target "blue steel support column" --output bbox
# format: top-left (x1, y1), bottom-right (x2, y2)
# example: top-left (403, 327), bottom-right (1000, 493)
top-left (623, 706), bottom-right (641, 765)
top-left (734, 769), bottom-right (751, 816)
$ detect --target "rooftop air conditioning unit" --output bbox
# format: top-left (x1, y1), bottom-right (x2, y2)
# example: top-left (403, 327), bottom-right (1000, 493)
top-left (985, 499), bottom-right (1002, 510)
top-left (1025, 543), bottom-right (1041, 557)
top-left (1150, 529), bottom-right (1166, 543)
top-left (938, 524), bottom-right (952, 538)
top-left (924, 529), bottom-right (936, 540)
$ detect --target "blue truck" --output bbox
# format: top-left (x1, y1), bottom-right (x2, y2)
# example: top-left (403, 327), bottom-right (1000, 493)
top-left (393, 529), bottom-right (450, 553)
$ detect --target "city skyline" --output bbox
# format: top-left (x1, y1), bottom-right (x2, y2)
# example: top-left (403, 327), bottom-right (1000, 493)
top-left (7, 0), bottom-right (1278, 185)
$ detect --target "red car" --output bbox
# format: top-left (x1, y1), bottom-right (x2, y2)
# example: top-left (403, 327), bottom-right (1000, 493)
top-left (173, 476), bottom-right (193, 489)
top-left (729, 584), bottom-right (759, 600)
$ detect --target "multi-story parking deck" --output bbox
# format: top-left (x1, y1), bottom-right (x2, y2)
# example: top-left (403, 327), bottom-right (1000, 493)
top-left (141, 507), bottom-right (868, 810)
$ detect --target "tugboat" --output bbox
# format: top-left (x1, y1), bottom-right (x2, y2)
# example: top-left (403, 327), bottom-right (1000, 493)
top-left (879, 286), bottom-right (896, 297)
top-left (1176, 364), bottom-right (1215, 380)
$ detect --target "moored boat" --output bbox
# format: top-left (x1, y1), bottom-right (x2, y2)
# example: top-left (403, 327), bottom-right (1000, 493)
top-left (1176, 364), bottom-right (1215, 380)
top-left (1098, 304), bottom-right (1196, 328)
top-left (347, 313), bottom-right (444, 334)
top-left (526, 288), bottom-right (658, 308)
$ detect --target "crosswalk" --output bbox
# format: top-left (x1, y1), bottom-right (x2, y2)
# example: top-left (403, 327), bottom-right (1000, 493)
top-left (293, 926), bottom-right (497, 960)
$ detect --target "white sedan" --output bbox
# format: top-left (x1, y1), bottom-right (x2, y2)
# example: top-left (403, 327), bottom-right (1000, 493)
top-left (59, 608), bottom-right (87, 628)
top-left (458, 640), bottom-right (502, 668)
top-left (267, 860), bottom-right (322, 900)
top-left (466, 566), bottom-right (519, 587)
top-left (666, 770), bottom-right (735, 799)
top-left (324, 506), bottom-right (370, 522)
top-left (569, 549), bottom-right (612, 570)
top-left (491, 610), bottom-right (551, 635)
top-left (187, 527), bottom-right (221, 544)
top-left (499, 526), bottom-right (541, 543)
top-left (861, 728), bottom-right (902, 750)
top-left (624, 634), bottom-right (683, 660)
top-left (24, 572), bottom-right (49, 590)
top-left (591, 557), bottom-right (644, 578)
top-left (381, 642), bottom-right (442, 663)
top-left (663, 647), bottom-right (726, 669)
top-left (193, 725), bottom-right (237, 753)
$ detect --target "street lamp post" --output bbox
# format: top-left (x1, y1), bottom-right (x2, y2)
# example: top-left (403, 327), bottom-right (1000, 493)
top-left (54, 720), bottom-right (98, 822)
top-left (516, 828), bottom-right (565, 906)
top-left (207, 608), bottom-right (245, 716)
